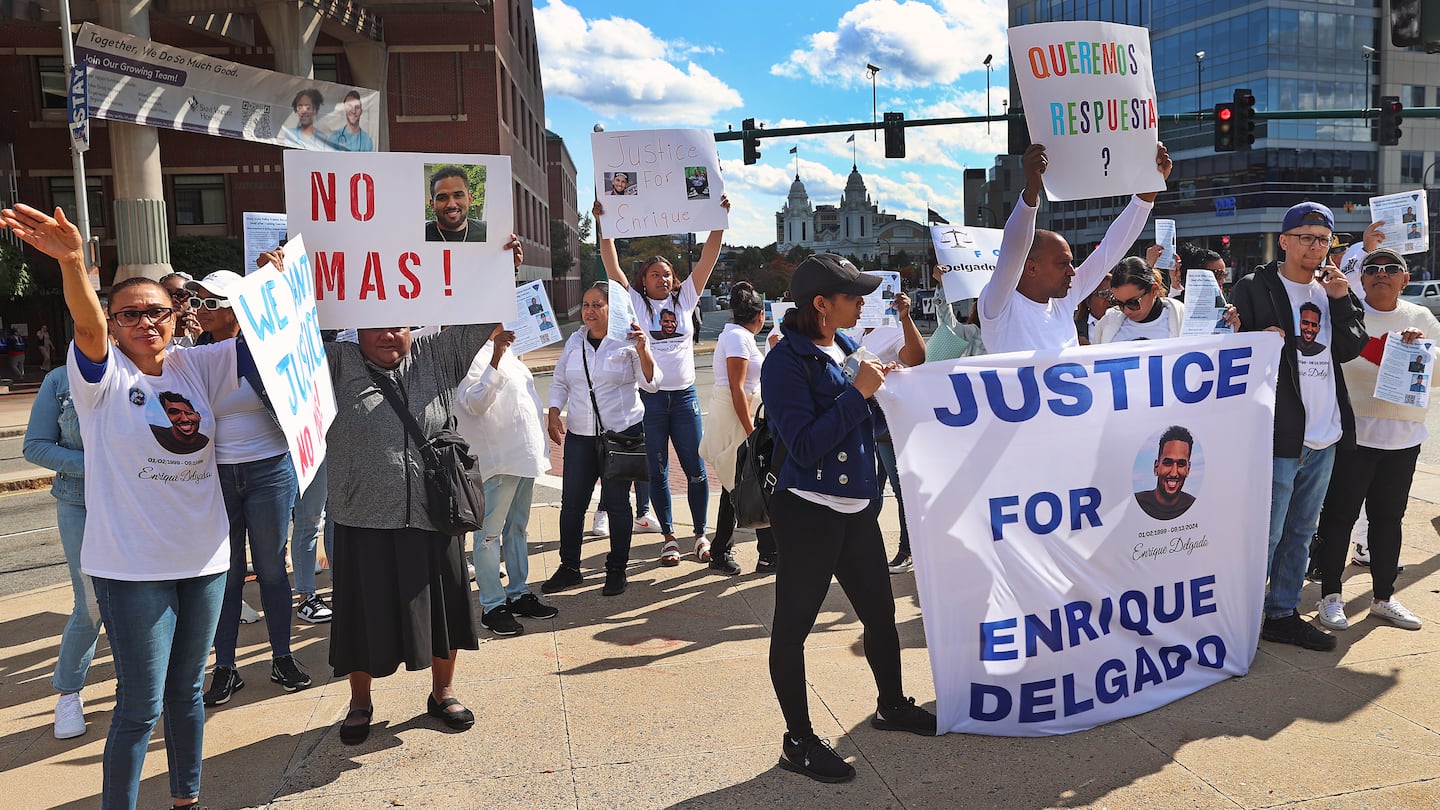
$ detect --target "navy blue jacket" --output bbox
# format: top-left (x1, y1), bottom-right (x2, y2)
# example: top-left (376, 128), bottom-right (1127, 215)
top-left (760, 326), bottom-right (880, 499)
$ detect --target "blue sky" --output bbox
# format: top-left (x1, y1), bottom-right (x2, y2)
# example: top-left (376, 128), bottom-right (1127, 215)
top-left (536, 0), bottom-right (1010, 246)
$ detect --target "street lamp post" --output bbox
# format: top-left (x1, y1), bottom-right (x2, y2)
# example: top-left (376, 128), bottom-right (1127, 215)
top-left (983, 54), bottom-right (994, 134)
top-left (1194, 51), bottom-right (1206, 126)
top-left (866, 63), bottom-right (882, 141)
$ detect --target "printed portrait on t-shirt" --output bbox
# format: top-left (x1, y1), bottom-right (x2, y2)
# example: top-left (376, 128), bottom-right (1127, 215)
top-left (1296, 302), bottom-right (1326, 357)
top-left (148, 390), bottom-right (211, 455)
top-left (1132, 425), bottom-right (1202, 521)
top-left (650, 308), bottom-right (681, 340)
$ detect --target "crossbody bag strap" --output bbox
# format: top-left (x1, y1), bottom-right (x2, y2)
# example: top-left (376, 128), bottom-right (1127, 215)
top-left (366, 366), bottom-right (435, 461)
top-left (579, 340), bottom-right (609, 436)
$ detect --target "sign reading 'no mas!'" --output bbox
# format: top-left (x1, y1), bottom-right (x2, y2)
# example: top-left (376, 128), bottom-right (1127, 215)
top-left (1009, 21), bottom-right (1165, 202)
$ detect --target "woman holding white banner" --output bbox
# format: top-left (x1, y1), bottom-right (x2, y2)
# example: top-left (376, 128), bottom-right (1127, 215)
top-left (2, 203), bottom-right (244, 810)
top-left (760, 254), bottom-right (935, 784)
top-left (595, 197), bottom-right (729, 567)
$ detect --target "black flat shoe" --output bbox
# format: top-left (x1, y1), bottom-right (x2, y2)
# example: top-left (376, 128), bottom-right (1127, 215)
top-left (339, 706), bottom-right (372, 745)
top-left (427, 694), bottom-right (475, 730)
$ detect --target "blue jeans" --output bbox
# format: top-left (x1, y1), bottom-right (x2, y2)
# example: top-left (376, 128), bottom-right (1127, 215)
top-left (1266, 445), bottom-right (1337, 618)
top-left (93, 572), bottom-right (225, 808)
top-left (290, 460), bottom-right (334, 596)
top-left (875, 439), bottom-right (911, 556)
top-left (474, 474), bottom-right (535, 611)
top-left (213, 454), bottom-right (298, 667)
top-left (53, 498), bottom-right (100, 694)
top-left (640, 387), bottom-right (708, 536)
top-left (560, 428), bottom-right (637, 571)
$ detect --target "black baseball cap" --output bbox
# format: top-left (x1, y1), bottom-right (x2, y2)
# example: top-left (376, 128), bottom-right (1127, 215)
top-left (791, 253), bottom-right (881, 304)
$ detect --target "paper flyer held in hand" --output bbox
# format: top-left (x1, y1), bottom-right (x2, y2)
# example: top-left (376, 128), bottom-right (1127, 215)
top-left (1369, 189), bottom-right (1429, 256)
top-left (607, 279), bottom-right (637, 342)
top-left (859, 271), bottom-right (901, 329)
top-left (242, 212), bottom-right (288, 276)
top-left (1374, 332), bottom-right (1435, 408)
top-left (1154, 219), bottom-right (1177, 270)
top-left (504, 280), bottom-right (562, 356)
top-left (1178, 269), bottom-right (1231, 337)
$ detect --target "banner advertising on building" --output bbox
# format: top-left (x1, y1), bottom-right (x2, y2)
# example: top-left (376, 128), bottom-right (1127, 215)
top-left (591, 128), bottom-right (727, 238)
top-left (932, 224), bottom-right (1003, 301)
top-left (229, 234), bottom-right (336, 492)
top-left (1008, 21), bottom-right (1165, 201)
top-left (75, 23), bottom-right (380, 152)
top-left (874, 334), bottom-right (1281, 736)
top-left (283, 151), bottom-right (515, 328)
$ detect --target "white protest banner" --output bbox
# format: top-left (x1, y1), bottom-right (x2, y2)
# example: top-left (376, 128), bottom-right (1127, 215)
top-left (592, 129), bottom-right (727, 238)
top-left (283, 151), bottom-right (514, 328)
top-left (76, 23), bottom-right (380, 152)
top-left (1374, 332), bottom-right (1435, 408)
top-left (859, 271), bottom-right (901, 329)
top-left (1008, 22), bottom-right (1164, 202)
top-left (1154, 219), bottom-right (1177, 270)
top-left (229, 235), bottom-right (336, 492)
top-left (932, 225), bottom-right (1003, 301)
top-left (608, 279), bottom-right (637, 341)
top-left (505, 280), bottom-right (562, 356)
top-left (1178, 269), bottom-right (1231, 337)
top-left (1369, 189), bottom-right (1429, 255)
top-left (243, 213), bottom-right (288, 276)
top-left (875, 334), bottom-right (1281, 736)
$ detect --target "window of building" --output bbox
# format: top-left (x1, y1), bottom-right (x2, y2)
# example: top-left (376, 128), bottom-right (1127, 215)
top-left (173, 174), bottom-right (227, 226)
top-left (37, 56), bottom-right (67, 110)
top-left (397, 53), bottom-right (463, 117)
top-left (1400, 151), bottom-right (1425, 186)
top-left (48, 177), bottom-right (105, 229)
top-left (313, 54), bottom-right (339, 84)
top-left (1402, 85), bottom-right (1426, 109)
top-left (500, 66), bottom-right (510, 126)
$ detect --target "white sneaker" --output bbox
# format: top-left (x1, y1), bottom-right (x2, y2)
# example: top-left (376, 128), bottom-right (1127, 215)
top-left (239, 600), bottom-right (263, 624)
top-left (1351, 541), bottom-right (1371, 567)
top-left (589, 511), bottom-right (610, 538)
top-left (632, 514), bottom-right (661, 534)
top-left (1370, 598), bottom-right (1423, 630)
top-left (54, 692), bottom-right (86, 739)
top-left (1317, 593), bottom-right (1349, 630)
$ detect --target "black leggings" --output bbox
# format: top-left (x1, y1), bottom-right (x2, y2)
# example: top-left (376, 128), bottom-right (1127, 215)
top-left (1315, 443), bottom-right (1420, 601)
top-left (711, 487), bottom-right (776, 558)
top-left (768, 490), bottom-right (904, 738)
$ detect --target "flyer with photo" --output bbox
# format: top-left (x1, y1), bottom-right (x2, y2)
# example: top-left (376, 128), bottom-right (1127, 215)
top-left (243, 212), bottom-right (288, 275)
top-left (1178, 269), bottom-right (1231, 337)
top-left (1369, 189), bottom-right (1429, 256)
top-left (1374, 332), bottom-right (1435, 408)
top-left (859, 271), bottom-right (901, 329)
top-left (1154, 219), bottom-right (1177, 270)
top-left (504, 280), bottom-right (562, 356)
top-left (608, 278), bottom-right (638, 342)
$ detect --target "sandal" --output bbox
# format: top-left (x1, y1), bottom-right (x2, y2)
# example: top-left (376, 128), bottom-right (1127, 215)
top-left (659, 539), bottom-right (681, 567)
top-left (694, 536), bottom-right (711, 562)
top-left (339, 706), bottom-right (373, 746)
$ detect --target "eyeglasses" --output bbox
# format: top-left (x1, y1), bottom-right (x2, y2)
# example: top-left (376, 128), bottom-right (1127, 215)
top-left (165, 289), bottom-right (189, 302)
top-left (110, 307), bottom-right (174, 327)
top-left (1362, 264), bottom-right (1405, 276)
top-left (188, 296), bottom-right (232, 311)
top-left (1283, 233), bottom-right (1331, 248)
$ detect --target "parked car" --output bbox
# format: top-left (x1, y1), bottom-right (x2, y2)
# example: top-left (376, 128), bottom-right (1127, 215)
top-left (715, 295), bottom-right (730, 308)
top-left (1401, 281), bottom-right (1440, 316)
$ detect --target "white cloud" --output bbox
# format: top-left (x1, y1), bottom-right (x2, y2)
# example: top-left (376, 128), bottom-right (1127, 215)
top-left (535, 0), bottom-right (743, 125)
top-left (772, 0), bottom-right (1009, 88)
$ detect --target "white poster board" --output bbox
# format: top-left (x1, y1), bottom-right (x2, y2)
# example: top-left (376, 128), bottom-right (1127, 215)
top-left (283, 151), bottom-right (514, 329)
top-left (859, 271), bottom-right (901, 329)
top-left (1154, 219), bottom-right (1177, 270)
top-left (76, 23), bottom-right (380, 152)
top-left (243, 212), bottom-right (288, 276)
top-left (875, 334), bottom-right (1281, 735)
top-left (932, 225), bottom-right (1003, 301)
top-left (504, 280), bottom-right (562, 356)
top-left (228, 235), bottom-right (337, 492)
top-left (1008, 22), bottom-right (1165, 201)
top-left (1374, 332), bottom-right (1435, 408)
top-left (592, 129), bottom-right (728, 238)
top-left (1369, 189), bottom-right (1429, 256)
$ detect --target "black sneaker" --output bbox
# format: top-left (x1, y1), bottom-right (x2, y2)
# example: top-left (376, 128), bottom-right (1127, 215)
top-left (296, 593), bottom-right (333, 623)
top-left (203, 666), bottom-right (245, 706)
top-left (708, 552), bottom-right (741, 576)
top-left (602, 569), bottom-right (627, 596)
top-left (507, 592), bottom-right (558, 619)
top-left (481, 605), bottom-right (524, 637)
top-left (541, 565), bottom-right (584, 594)
top-left (270, 655), bottom-right (313, 692)
top-left (1261, 611), bottom-right (1336, 651)
top-left (871, 696), bottom-right (937, 736)
top-left (778, 733), bottom-right (854, 783)
top-left (755, 553), bottom-right (777, 574)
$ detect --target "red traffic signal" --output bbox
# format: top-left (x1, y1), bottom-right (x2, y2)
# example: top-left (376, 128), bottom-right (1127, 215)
top-left (1217, 107), bottom-right (1233, 122)
top-left (1378, 96), bottom-right (1404, 146)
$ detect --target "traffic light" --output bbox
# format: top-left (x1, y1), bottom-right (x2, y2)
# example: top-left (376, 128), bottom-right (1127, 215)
top-left (1220, 235), bottom-right (1231, 250)
top-left (742, 117), bottom-right (761, 165)
top-left (883, 112), bottom-right (906, 159)
top-left (1378, 96), bottom-right (1404, 146)
top-left (1232, 88), bottom-right (1255, 150)
top-left (1213, 103), bottom-right (1236, 152)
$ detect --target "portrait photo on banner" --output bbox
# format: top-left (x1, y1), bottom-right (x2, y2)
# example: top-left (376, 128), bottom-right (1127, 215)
top-left (423, 163), bottom-right (489, 243)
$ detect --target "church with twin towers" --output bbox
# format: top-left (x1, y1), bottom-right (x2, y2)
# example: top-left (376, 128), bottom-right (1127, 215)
top-left (775, 164), bottom-right (933, 273)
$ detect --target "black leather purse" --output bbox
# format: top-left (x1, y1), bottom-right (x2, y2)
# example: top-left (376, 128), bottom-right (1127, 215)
top-left (581, 341), bottom-right (649, 482)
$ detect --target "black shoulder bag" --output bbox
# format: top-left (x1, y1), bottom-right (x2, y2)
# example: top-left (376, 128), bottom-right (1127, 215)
top-left (730, 358), bottom-right (811, 528)
top-left (580, 341), bottom-right (649, 482)
top-left (366, 367), bottom-right (486, 535)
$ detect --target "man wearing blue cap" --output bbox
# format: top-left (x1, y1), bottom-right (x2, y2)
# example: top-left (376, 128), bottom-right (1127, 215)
top-left (1232, 202), bottom-right (1368, 651)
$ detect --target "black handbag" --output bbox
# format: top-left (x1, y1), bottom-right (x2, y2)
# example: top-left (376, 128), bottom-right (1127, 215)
top-left (581, 340), bottom-right (649, 482)
top-left (367, 368), bottom-right (486, 535)
top-left (731, 405), bottom-right (785, 529)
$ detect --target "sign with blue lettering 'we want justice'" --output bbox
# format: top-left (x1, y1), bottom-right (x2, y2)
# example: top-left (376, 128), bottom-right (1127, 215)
top-left (876, 334), bottom-right (1281, 735)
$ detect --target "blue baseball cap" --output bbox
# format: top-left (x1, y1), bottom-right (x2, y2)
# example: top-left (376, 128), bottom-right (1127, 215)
top-left (1281, 202), bottom-right (1335, 234)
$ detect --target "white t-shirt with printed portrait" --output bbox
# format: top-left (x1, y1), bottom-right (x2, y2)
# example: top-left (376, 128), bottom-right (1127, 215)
top-left (630, 277), bottom-right (700, 390)
top-left (1280, 276), bottom-right (1343, 449)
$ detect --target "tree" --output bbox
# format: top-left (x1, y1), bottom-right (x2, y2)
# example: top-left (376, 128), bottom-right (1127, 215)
top-left (169, 236), bottom-right (243, 278)
top-left (549, 218), bottom-right (575, 279)
top-left (785, 244), bottom-right (814, 265)
top-left (0, 241), bottom-right (33, 300)
top-left (577, 213), bottom-right (599, 287)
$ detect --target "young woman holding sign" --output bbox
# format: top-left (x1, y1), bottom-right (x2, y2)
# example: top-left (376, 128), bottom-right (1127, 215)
top-left (594, 196), bottom-right (729, 566)
top-left (2, 202), bottom-right (246, 810)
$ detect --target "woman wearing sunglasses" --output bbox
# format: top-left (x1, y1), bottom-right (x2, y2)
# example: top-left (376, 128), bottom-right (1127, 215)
top-left (1092, 257), bottom-right (1239, 343)
top-left (1, 204), bottom-right (247, 810)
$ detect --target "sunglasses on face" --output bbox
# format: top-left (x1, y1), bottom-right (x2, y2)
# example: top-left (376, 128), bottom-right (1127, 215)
top-left (110, 307), bottom-right (174, 327)
top-left (165, 289), bottom-right (189, 302)
top-left (1362, 264), bottom-right (1405, 276)
top-left (1105, 290), bottom-right (1148, 311)
top-left (188, 296), bottom-right (233, 311)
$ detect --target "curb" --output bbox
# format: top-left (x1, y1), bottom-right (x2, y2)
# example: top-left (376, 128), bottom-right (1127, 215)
top-left (0, 427), bottom-right (25, 439)
top-left (0, 473), bottom-right (53, 493)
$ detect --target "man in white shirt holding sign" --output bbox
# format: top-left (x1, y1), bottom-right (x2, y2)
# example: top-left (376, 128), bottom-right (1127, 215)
top-left (979, 142), bottom-right (1172, 354)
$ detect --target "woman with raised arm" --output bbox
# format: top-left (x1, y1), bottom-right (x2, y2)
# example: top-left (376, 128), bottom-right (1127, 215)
top-left (1, 204), bottom-right (244, 810)
top-left (594, 197), bottom-right (729, 566)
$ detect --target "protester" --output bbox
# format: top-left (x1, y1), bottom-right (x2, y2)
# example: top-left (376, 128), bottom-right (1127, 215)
top-left (185, 271), bottom-right (311, 707)
top-left (1311, 248), bottom-right (1436, 631)
top-left (859, 291), bottom-right (925, 575)
top-left (979, 142), bottom-right (1172, 354)
top-left (543, 281), bottom-right (661, 597)
top-left (454, 326), bottom-right (558, 636)
top-left (36, 323), bottom-right (55, 372)
top-left (1232, 202), bottom-right (1367, 651)
top-left (1092, 259), bottom-right (1196, 342)
top-left (596, 197), bottom-right (729, 565)
top-left (761, 253), bottom-right (935, 784)
top-left (697, 281), bottom-right (774, 574)
top-left (24, 365), bottom-right (100, 740)
top-left (160, 272), bottom-right (201, 348)
top-left (1074, 283), bottom-right (1112, 345)
top-left (3, 202), bottom-right (243, 809)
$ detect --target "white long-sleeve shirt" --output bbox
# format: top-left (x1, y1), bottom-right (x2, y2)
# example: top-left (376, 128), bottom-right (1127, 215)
top-left (979, 194), bottom-right (1154, 354)
top-left (454, 341), bottom-right (549, 480)
top-left (548, 331), bottom-right (662, 436)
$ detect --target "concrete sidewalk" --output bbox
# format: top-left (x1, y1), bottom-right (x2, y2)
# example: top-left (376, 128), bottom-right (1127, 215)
top-left (2, 485), bottom-right (1440, 808)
